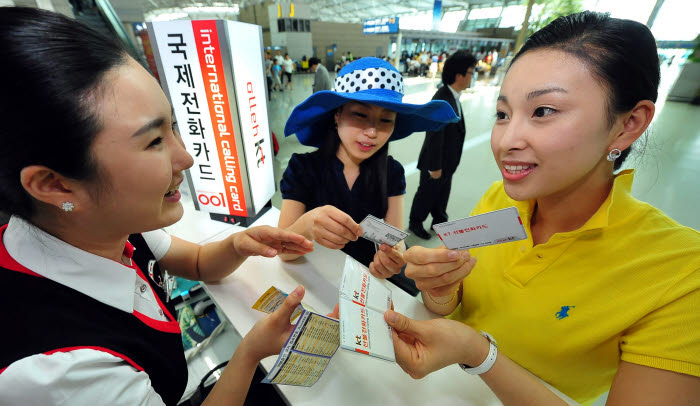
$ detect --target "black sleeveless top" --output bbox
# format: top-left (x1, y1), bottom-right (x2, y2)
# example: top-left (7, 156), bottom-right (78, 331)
top-left (0, 228), bottom-right (188, 405)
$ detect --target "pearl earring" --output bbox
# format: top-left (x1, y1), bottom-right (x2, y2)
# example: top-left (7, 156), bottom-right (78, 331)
top-left (62, 202), bottom-right (75, 212)
top-left (606, 148), bottom-right (621, 162)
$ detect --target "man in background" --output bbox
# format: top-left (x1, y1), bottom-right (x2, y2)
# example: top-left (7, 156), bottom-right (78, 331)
top-left (409, 51), bottom-right (477, 239)
top-left (264, 51), bottom-right (273, 99)
top-left (281, 53), bottom-right (294, 91)
top-left (310, 57), bottom-right (332, 93)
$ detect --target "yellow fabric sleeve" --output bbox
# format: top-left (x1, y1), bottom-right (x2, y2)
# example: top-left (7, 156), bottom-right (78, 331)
top-left (620, 268), bottom-right (700, 377)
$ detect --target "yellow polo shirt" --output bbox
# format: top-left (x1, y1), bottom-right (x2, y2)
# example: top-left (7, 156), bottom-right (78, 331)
top-left (448, 170), bottom-right (700, 405)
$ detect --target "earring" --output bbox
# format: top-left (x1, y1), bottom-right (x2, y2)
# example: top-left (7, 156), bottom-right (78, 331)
top-left (606, 148), bottom-right (621, 162)
top-left (62, 202), bottom-right (75, 212)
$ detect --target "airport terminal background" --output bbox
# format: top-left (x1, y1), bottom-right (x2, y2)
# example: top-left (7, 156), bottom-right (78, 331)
top-left (1, 0), bottom-right (698, 405)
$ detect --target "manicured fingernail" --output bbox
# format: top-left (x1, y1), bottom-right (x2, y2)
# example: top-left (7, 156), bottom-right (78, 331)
top-left (448, 250), bottom-right (459, 259)
top-left (291, 285), bottom-right (303, 297)
top-left (461, 251), bottom-right (469, 260)
top-left (267, 248), bottom-right (277, 256)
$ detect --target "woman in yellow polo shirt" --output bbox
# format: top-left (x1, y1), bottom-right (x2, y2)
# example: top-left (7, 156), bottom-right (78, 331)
top-left (383, 11), bottom-right (700, 406)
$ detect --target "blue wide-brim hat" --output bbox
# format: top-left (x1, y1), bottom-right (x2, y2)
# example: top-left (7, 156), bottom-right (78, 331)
top-left (284, 57), bottom-right (459, 147)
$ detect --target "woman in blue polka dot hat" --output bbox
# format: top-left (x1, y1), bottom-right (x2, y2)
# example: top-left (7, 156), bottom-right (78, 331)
top-left (278, 57), bottom-right (458, 291)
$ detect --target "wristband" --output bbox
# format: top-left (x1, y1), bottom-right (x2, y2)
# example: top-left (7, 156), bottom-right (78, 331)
top-left (459, 331), bottom-right (497, 375)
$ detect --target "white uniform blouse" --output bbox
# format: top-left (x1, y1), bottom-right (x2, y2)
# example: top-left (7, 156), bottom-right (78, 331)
top-left (0, 216), bottom-right (176, 405)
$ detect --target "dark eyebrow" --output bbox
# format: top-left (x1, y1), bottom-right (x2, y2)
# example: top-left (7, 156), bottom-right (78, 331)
top-left (131, 107), bottom-right (174, 137)
top-left (131, 118), bottom-right (165, 137)
top-left (350, 101), bottom-right (371, 109)
top-left (527, 87), bottom-right (567, 100)
top-left (351, 101), bottom-right (395, 115)
top-left (497, 95), bottom-right (508, 103)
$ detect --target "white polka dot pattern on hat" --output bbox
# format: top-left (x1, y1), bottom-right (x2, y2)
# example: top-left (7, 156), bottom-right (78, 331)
top-left (334, 67), bottom-right (404, 95)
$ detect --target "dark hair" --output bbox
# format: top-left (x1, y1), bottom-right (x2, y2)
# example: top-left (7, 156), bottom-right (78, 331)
top-left (318, 107), bottom-right (390, 216)
top-left (511, 11), bottom-right (660, 170)
top-left (309, 57), bottom-right (322, 66)
top-left (442, 51), bottom-right (477, 85)
top-left (0, 7), bottom-right (129, 219)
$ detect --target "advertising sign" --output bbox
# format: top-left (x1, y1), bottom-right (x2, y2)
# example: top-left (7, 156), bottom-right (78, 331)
top-left (148, 20), bottom-right (275, 218)
top-left (432, 0), bottom-right (442, 31)
top-left (363, 17), bottom-right (399, 34)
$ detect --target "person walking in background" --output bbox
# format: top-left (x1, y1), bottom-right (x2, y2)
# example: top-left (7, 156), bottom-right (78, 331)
top-left (409, 51), bottom-right (477, 239)
top-left (274, 50), bottom-right (284, 65)
top-left (271, 58), bottom-right (283, 92)
top-left (264, 51), bottom-right (273, 99)
top-left (419, 51), bottom-right (430, 76)
top-left (282, 53), bottom-right (294, 91)
top-left (309, 57), bottom-right (332, 93)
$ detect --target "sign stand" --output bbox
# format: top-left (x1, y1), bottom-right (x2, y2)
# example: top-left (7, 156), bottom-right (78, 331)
top-left (209, 201), bottom-right (272, 227)
top-left (148, 20), bottom-right (276, 228)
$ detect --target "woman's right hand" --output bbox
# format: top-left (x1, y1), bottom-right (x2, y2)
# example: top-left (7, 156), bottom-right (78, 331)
top-left (384, 310), bottom-right (488, 379)
top-left (307, 205), bottom-right (363, 250)
top-left (404, 246), bottom-right (477, 297)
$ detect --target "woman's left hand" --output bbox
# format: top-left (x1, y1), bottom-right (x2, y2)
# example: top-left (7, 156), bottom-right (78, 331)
top-left (232, 226), bottom-right (314, 258)
top-left (240, 286), bottom-right (340, 362)
top-left (238, 285), bottom-right (305, 362)
top-left (369, 244), bottom-right (406, 279)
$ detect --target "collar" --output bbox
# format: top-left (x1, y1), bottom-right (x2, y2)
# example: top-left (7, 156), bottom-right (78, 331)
top-left (447, 84), bottom-right (461, 101)
top-left (2, 216), bottom-right (137, 314)
top-left (513, 169), bottom-right (637, 233)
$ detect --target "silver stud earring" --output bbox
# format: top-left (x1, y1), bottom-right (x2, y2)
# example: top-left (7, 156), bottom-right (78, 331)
top-left (62, 202), bottom-right (75, 212)
top-left (606, 148), bottom-right (621, 162)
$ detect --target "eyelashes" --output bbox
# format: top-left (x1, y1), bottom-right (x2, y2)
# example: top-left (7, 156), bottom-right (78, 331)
top-left (147, 137), bottom-right (163, 148)
top-left (494, 107), bottom-right (558, 121)
top-left (533, 107), bottom-right (556, 118)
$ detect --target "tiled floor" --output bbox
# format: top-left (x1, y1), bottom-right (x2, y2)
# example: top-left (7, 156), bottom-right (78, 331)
top-left (269, 64), bottom-right (700, 250)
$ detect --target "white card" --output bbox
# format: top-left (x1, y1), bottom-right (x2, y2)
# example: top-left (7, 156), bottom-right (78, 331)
top-left (339, 256), bottom-right (392, 312)
top-left (432, 207), bottom-right (528, 250)
top-left (359, 214), bottom-right (409, 247)
top-left (339, 296), bottom-right (395, 362)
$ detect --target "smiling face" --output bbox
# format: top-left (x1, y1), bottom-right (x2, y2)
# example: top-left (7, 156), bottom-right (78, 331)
top-left (83, 58), bottom-right (194, 234)
top-left (491, 49), bottom-right (620, 202)
top-left (334, 101), bottom-right (397, 165)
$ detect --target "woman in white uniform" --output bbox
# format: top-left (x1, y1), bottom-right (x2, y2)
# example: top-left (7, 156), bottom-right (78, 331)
top-left (0, 7), bottom-right (316, 405)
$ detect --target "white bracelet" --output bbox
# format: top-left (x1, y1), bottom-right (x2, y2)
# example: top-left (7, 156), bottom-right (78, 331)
top-left (459, 331), bottom-right (498, 375)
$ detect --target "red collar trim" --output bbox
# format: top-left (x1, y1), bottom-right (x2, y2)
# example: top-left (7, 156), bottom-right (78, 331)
top-left (131, 261), bottom-right (180, 332)
top-left (0, 225), bottom-right (42, 278)
top-left (123, 240), bottom-right (135, 259)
